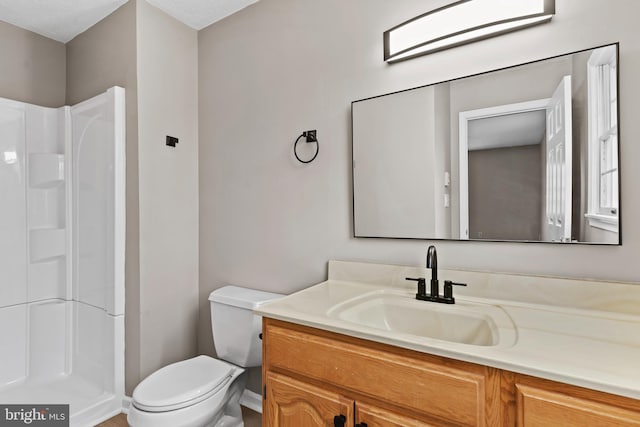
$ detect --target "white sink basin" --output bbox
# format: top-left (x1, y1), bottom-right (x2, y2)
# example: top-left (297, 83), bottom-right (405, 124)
top-left (327, 291), bottom-right (516, 347)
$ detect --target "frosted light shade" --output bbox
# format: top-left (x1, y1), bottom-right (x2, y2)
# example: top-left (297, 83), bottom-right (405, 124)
top-left (384, 0), bottom-right (555, 63)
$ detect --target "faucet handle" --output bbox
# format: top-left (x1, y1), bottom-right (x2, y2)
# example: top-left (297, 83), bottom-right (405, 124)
top-left (443, 280), bottom-right (467, 303)
top-left (406, 277), bottom-right (427, 298)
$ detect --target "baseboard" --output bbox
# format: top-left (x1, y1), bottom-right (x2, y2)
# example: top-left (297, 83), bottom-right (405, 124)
top-left (239, 389), bottom-right (262, 414)
top-left (122, 395), bottom-right (132, 414)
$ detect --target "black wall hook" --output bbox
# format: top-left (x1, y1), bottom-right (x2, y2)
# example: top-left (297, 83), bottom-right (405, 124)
top-left (294, 129), bottom-right (319, 163)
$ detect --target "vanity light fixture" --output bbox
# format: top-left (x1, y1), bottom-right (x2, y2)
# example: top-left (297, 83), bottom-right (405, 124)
top-left (384, 0), bottom-right (555, 63)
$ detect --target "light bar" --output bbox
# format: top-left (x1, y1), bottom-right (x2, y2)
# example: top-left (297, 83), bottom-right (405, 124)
top-left (384, 0), bottom-right (555, 63)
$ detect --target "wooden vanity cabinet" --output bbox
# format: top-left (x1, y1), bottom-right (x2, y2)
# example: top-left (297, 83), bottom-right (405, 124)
top-left (262, 318), bottom-right (640, 427)
top-left (262, 318), bottom-right (501, 427)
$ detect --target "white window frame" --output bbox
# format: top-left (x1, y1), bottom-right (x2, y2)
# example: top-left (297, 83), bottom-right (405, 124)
top-left (585, 46), bottom-right (619, 232)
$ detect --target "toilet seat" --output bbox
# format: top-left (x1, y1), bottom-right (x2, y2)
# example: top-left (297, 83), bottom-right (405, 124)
top-left (132, 356), bottom-right (234, 412)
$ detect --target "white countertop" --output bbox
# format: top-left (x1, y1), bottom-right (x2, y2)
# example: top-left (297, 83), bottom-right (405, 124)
top-left (256, 260), bottom-right (640, 400)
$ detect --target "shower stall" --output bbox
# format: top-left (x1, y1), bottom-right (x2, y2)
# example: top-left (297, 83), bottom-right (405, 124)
top-left (0, 87), bottom-right (125, 426)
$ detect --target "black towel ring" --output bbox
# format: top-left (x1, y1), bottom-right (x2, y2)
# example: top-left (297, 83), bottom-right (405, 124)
top-left (294, 130), bottom-right (319, 164)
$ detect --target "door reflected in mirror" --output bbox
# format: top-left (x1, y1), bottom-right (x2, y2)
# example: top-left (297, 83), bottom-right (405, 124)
top-left (352, 44), bottom-right (619, 244)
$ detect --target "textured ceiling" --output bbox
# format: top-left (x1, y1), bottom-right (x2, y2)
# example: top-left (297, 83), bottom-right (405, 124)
top-left (0, 0), bottom-right (259, 43)
top-left (0, 0), bottom-right (128, 43)
top-left (146, 0), bottom-right (258, 30)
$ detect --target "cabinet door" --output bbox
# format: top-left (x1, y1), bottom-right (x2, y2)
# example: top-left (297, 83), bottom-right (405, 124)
top-left (355, 402), bottom-right (439, 427)
top-left (516, 384), bottom-right (640, 427)
top-left (264, 372), bottom-right (354, 427)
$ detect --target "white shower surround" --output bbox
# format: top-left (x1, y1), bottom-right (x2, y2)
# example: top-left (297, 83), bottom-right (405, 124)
top-left (0, 87), bottom-right (125, 426)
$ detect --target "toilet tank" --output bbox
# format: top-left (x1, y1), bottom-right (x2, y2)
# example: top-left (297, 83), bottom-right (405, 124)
top-left (209, 286), bottom-right (282, 367)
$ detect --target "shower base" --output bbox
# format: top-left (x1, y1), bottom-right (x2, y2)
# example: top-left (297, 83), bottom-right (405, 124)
top-left (0, 373), bottom-right (122, 426)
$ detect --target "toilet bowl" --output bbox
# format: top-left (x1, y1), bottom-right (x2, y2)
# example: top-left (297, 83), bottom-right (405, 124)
top-left (128, 286), bottom-right (282, 427)
top-left (128, 356), bottom-right (246, 427)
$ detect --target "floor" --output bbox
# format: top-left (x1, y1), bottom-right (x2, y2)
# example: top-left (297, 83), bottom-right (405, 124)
top-left (97, 407), bottom-right (261, 427)
top-left (96, 413), bottom-right (127, 426)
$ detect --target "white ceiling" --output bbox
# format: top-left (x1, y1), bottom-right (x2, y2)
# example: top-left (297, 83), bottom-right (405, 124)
top-left (146, 0), bottom-right (258, 30)
top-left (0, 0), bottom-right (258, 43)
top-left (468, 110), bottom-right (546, 151)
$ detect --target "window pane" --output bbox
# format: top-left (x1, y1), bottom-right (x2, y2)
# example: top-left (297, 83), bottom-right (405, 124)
top-left (612, 168), bottom-right (619, 210)
top-left (600, 135), bottom-right (617, 212)
top-left (600, 171), bottom-right (611, 209)
top-left (600, 137), bottom-right (610, 172)
top-left (610, 63), bottom-right (617, 100)
top-left (547, 150), bottom-right (553, 224)
top-left (610, 134), bottom-right (619, 211)
top-left (610, 64), bottom-right (617, 127)
top-left (556, 145), bottom-right (562, 226)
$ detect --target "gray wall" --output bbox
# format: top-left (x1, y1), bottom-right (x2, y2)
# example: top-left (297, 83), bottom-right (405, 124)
top-left (0, 20), bottom-right (65, 107)
top-left (65, 0), bottom-right (141, 394)
top-left (468, 145), bottom-right (542, 241)
top-left (198, 0), bottom-right (640, 357)
top-left (572, 50), bottom-right (589, 241)
top-left (434, 83), bottom-right (452, 238)
top-left (352, 85), bottom-right (438, 238)
top-left (136, 0), bottom-right (199, 381)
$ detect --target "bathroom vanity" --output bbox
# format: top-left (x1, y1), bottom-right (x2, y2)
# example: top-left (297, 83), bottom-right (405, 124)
top-left (257, 261), bottom-right (640, 426)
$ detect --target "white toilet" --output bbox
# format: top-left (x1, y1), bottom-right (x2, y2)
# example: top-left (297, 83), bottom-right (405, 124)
top-left (128, 286), bottom-right (282, 427)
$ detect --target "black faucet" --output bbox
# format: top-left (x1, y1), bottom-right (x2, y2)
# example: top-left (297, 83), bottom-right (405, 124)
top-left (406, 245), bottom-right (467, 304)
top-left (426, 245), bottom-right (438, 297)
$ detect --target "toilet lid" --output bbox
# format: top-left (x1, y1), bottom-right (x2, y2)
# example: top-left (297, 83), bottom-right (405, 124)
top-left (132, 355), bottom-right (234, 412)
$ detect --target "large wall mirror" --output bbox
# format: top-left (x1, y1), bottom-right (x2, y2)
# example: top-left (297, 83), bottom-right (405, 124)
top-left (352, 43), bottom-right (620, 244)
